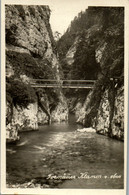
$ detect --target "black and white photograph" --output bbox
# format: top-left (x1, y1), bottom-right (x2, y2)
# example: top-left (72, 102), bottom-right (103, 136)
top-left (1, 0), bottom-right (129, 194)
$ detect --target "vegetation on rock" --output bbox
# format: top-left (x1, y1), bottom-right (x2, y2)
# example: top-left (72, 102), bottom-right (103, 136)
top-left (57, 6), bottom-right (124, 140)
top-left (6, 5), bottom-right (68, 139)
top-left (6, 77), bottom-right (37, 108)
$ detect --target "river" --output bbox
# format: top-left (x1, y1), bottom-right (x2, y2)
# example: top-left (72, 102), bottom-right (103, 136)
top-left (6, 114), bottom-right (124, 189)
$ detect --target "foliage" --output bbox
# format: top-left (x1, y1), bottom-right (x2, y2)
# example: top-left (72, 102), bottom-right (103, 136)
top-left (6, 77), bottom-right (37, 108)
top-left (28, 6), bottom-right (36, 17)
top-left (6, 51), bottom-right (55, 79)
top-left (6, 24), bottom-right (18, 45)
top-left (37, 6), bottom-right (43, 18)
top-left (15, 5), bottom-right (26, 21)
top-left (70, 33), bottom-right (100, 80)
top-left (100, 38), bottom-right (124, 78)
top-left (6, 92), bottom-right (13, 104)
top-left (57, 6), bottom-right (124, 65)
top-left (35, 88), bottom-right (60, 113)
top-left (46, 88), bottom-right (60, 112)
top-left (58, 7), bottom-right (124, 81)
top-left (57, 32), bottom-right (76, 59)
top-left (57, 7), bottom-right (102, 58)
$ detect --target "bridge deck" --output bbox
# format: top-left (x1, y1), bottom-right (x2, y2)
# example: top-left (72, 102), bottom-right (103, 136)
top-left (31, 85), bottom-right (93, 89)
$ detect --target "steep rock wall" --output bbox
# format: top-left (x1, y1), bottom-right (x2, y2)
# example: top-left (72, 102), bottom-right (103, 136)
top-left (6, 5), bottom-right (68, 142)
top-left (76, 38), bottom-right (124, 140)
top-left (94, 86), bottom-right (124, 140)
top-left (58, 7), bottom-right (124, 140)
top-left (75, 37), bottom-right (124, 140)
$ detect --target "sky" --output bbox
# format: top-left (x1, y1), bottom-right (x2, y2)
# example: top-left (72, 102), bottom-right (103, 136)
top-left (49, 0), bottom-right (88, 35)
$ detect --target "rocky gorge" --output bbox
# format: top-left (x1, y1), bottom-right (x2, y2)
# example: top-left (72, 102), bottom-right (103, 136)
top-left (6, 5), bottom-right (68, 143)
top-left (6, 6), bottom-right (124, 143)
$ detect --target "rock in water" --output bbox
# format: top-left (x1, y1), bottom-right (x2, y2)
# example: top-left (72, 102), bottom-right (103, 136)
top-left (77, 127), bottom-right (96, 133)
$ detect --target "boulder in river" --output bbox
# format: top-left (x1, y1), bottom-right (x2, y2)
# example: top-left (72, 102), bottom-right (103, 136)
top-left (77, 127), bottom-right (96, 133)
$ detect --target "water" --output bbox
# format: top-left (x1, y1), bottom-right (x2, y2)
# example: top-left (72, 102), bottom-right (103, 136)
top-left (6, 114), bottom-right (124, 189)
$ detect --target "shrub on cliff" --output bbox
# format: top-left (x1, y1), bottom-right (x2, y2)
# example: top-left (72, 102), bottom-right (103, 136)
top-left (6, 51), bottom-right (55, 79)
top-left (6, 78), bottom-right (37, 108)
top-left (71, 32), bottom-right (100, 80)
top-left (15, 5), bottom-right (26, 21)
top-left (6, 24), bottom-right (18, 45)
top-left (28, 6), bottom-right (36, 17)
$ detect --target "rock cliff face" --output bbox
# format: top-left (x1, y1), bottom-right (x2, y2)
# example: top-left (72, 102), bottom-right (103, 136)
top-left (6, 5), bottom-right (68, 142)
top-left (58, 7), bottom-right (124, 140)
top-left (95, 86), bottom-right (124, 140)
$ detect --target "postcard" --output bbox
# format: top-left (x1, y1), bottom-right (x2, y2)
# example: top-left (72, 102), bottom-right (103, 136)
top-left (1, 0), bottom-right (129, 194)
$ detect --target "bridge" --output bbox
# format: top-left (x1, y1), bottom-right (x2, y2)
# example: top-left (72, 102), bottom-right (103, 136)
top-left (30, 79), bottom-right (96, 89)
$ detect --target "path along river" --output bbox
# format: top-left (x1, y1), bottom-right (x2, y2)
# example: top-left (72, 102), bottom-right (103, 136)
top-left (6, 114), bottom-right (124, 189)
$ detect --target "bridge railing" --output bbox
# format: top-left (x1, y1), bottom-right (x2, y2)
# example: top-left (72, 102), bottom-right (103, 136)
top-left (31, 79), bottom-right (95, 83)
top-left (30, 79), bottom-right (96, 88)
